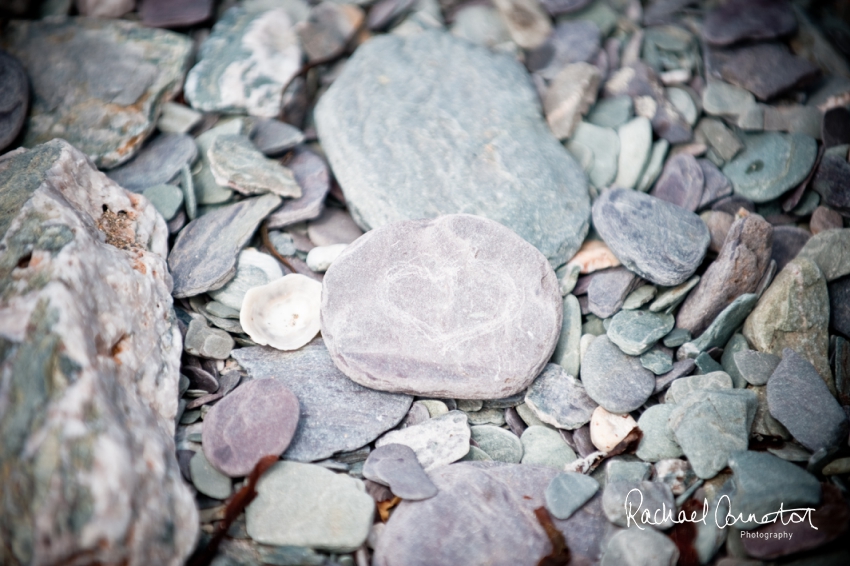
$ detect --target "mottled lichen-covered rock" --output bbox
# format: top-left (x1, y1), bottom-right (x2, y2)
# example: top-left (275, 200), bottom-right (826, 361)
top-left (1, 18), bottom-right (192, 169)
top-left (315, 30), bottom-right (590, 267)
top-left (0, 141), bottom-right (197, 565)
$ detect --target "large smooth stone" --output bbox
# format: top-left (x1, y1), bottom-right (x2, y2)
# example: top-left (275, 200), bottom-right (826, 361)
top-left (766, 349), bottom-right (848, 452)
top-left (376, 411), bottom-right (471, 471)
top-left (315, 30), bottom-right (591, 267)
top-left (593, 188), bottom-right (710, 287)
top-left (184, 5), bottom-right (303, 117)
top-left (202, 378), bottom-right (300, 477)
top-left (232, 342), bottom-right (413, 462)
top-left (0, 49), bottom-right (28, 153)
top-left (107, 133), bottom-right (197, 193)
top-left (743, 258), bottom-right (832, 390)
top-left (580, 335), bottom-right (655, 414)
top-left (321, 215), bottom-right (562, 399)
top-left (722, 133), bottom-right (818, 203)
top-left (676, 214), bottom-right (773, 336)
top-left (266, 147), bottom-right (330, 229)
top-left (168, 193), bottom-right (282, 298)
top-left (363, 443), bottom-right (438, 500)
top-left (524, 363), bottom-right (597, 430)
top-left (246, 461), bottom-right (374, 551)
top-left (1, 18), bottom-right (191, 169)
top-left (0, 140), bottom-right (196, 565)
top-left (703, 0), bottom-right (797, 46)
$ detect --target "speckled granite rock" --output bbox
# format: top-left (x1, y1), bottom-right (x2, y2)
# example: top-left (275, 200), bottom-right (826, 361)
top-left (315, 30), bottom-right (591, 267)
top-left (0, 140), bottom-right (197, 566)
top-left (1, 18), bottom-right (192, 169)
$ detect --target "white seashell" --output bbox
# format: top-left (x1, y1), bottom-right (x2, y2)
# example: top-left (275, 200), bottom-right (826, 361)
top-left (589, 406), bottom-right (637, 453)
top-left (240, 274), bottom-right (322, 351)
top-left (305, 243), bottom-right (347, 273)
top-left (209, 248), bottom-right (283, 310)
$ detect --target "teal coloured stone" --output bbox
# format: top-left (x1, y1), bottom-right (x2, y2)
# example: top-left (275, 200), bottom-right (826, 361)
top-left (552, 294), bottom-right (582, 376)
top-left (723, 133), bottom-right (818, 203)
top-left (678, 293), bottom-right (758, 359)
top-left (734, 350), bottom-right (780, 386)
top-left (663, 328), bottom-right (691, 348)
top-left (720, 332), bottom-right (750, 388)
top-left (190, 451), bottom-right (232, 500)
top-left (544, 472), bottom-right (599, 520)
top-left (524, 364), bottom-right (597, 430)
top-left (665, 372), bottom-right (733, 404)
top-left (567, 121), bottom-right (620, 189)
top-left (470, 425), bottom-right (523, 463)
top-left (586, 95), bottom-right (633, 129)
top-left (460, 445), bottom-right (493, 461)
top-left (607, 309), bottom-right (675, 356)
top-left (694, 352), bottom-right (725, 374)
top-left (520, 426), bottom-right (577, 468)
top-left (635, 404), bottom-right (682, 462)
top-left (640, 347), bottom-right (673, 375)
top-left (142, 183), bottom-right (184, 221)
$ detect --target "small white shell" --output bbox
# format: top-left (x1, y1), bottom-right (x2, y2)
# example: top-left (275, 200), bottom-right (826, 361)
top-left (240, 274), bottom-right (322, 351)
top-left (306, 243), bottom-right (348, 273)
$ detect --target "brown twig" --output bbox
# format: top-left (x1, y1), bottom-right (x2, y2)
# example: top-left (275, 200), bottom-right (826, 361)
top-left (534, 507), bottom-right (571, 566)
top-left (260, 220), bottom-right (296, 273)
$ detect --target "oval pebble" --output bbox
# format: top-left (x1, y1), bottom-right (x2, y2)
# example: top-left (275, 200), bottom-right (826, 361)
top-left (0, 49), bottom-right (29, 153)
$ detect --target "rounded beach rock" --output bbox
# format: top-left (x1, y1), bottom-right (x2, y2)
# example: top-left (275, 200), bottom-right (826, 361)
top-left (321, 214), bottom-right (562, 399)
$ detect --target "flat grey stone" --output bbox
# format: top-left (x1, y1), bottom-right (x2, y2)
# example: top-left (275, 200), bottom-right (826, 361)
top-left (2, 18), bottom-right (191, 169)
top-left (315, 30), bottom-right (590, 267)
top-left (698, 159), bottom-right (734, 208)
top-left (601, 527), bottom-right (679, 566)
top-left (605, 459), bottom-right (651, 484)
top-left (157, 101), bottom-right (202, 134)
top-left (190, 450), bottom-right (232, 500)
top-left (470, 425), bottom-right (523, 463)
top-left (107, 133), bottom-right (197, 192)
top-left (184, 317), bottom-right (234, 360)
top-left (723, 133), bottom-right (818, 203)
top-left (593, 188), bottom-right (710, 286)
top-left (640, 346), bottom-right (673, 375)
top-left (207, 248), bottom-right (281, 310)
top-left (250, 118), bottom-right (304, 156)
top-left (587, 95), bottom-right (633, 129)
top-left (524, 363), bottom-right (597, 430)
top-left (142, 183), bottom-right (184, 221)
top-left (185, 5), bottom-right (303, 117)
top-left (663, 328), bottom-right (691, 348)
top-left (449, 5), bottom-right (511, 48)
top-left (728, 450), bottom-right (821, 530)
top-left (669, 388), bottom-right (757, 479)
top-left (587, 266), bottom-right (639, 319)
top-left (527, 20), bottom-right (600, 81)
top-left (168, 193), bottom-right (282, 298)
top-left (232, 342), bottom-right (413, 462)
top-left (649, 275), bottom-right (700, 313)
top-left (191, 120), bottom-right (241, 206)
top-left (321, 215), bottom-right (562, 399)
top-left (602, 480), bottom-right (675, 529)
top-left (246, 461), bottom-right (374, 551)
top-left (552, 294), bottom-right (582, 376)
top-left (607, 310), bottom-right (675, 356)
top-left (363, 443), bottom-right (438, 500)
top-left (797, 228), bottom-right (850, 282)
top-left (140, 0), bottom-right (215, 27)
top-left (703, 0), bottom-right (797, 46)
top-left (520, 426), bottom-right (577, 468)
top-left (702, 79), bottom-right (758, 120)
top-left (770, 225), bottom-right (811, 272)
top-left (720, 332), bottom-right (750, 388)
top-left (377, 411), bottom-right (470, 471)
top-left (0, 49), bottom-right (28, 153)
top-left (654, 359), bottom-right (696, 393)
top-left (678, 293), bottom-right (758, 359)
top-left (636, 404), bottom-right (683, 462)
top-left (623, 285), bottom-right (657, 311)
top-left (266, 147), bottom-right (331, 229)
top-left (665, 371), bottom-right (733, 404)
top-left (636, 139), bottom-right (670, 193)
top-left (614, 116), bottom-right (653, 189)
top-left (707, 42), bottom-right (819, 101)
top-left (734, 350), bottom-right (780, 386)
top-left (566, 121), bottom-right (619, 189)
top-left (694, 352), bottom-right (724, 374)
top-left (307, 206), bottom-right (363, 246)
top-left (580, 335), bottom-right (655, 414)
top-left (767, 349), bottom-right (848, 452)
top-left (650, 153), bottom-right (705, 212)
top-left (208, 134), bottom-right (301, 197)
top-left (544, 472), bottom-right (599, 520)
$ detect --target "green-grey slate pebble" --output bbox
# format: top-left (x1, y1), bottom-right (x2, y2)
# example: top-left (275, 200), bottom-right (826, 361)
top-left (314, 30), bottom-right (590, 267)
top-left (249, 118), bottom-right (305, 156)
top-left (669, 388), bottom-right (757, 479)
top-left (567, 121), bottom-right (619, 189)
top-left (586, 95), bottom-right (633, 129)
top-left (614, 117), bottom-right (653, 189)
top-left (524, 364), bottom-right (597, 430)
top-left (143, 183), bottom-right (184, 221)
top-left (580, 335), bottom-right (655, 414)
top-left (184, 317), bottom-right (234, 359)
top-left (168, 193), bottom-right (282, 298)
top-left (193, 120), bottom-right (241, 205)
top-left (650, 275), bottom-right (699, 313)
top-left (460, 445), bottom-right (493, 461)
top-left (190, 450), bottom-right (232, 500)
top-left (107, 133), bottom-right (197, 192)
top-left (208, 134), bottom-right (301, 197)
top-left (1, 18), bottom-right (192, 168)
top-left (636, 139), bottom-right (670, 193)
top-left (465, 408), bottom-right (506, 426)
top-left (663, 328), bottom-right (691, 348)
top-left (721, 332), bottom-right (750, 388)
top-left (636, 404), bottom-right (683, 462)
top-left (520, 426), bottom-right (577, 468)
top-left (551, 294), bottom-right (582, 376)
top-left (694, 352), bottom-right (724, 375)
top-left (796, 228), bottom-right (850, 282)
top-left (728, 450), bottom-right (821, 530)
top-left (734, 350), bottom-right (780, 386)
top-left (723, 133), bottom-right (818, 203)
top-left (471, 425), bottom-right (523, 463)
top-left (544, 472), bottom-right (599, 520)
top-left (363, 443), bottom-right (438, 500)
top-left (607, 310), bottom-right (675, 356)
top-left (246, 461), bottom-right (374, 551)
top-left (602, 480), bottom-right (676, 529)
top-left (640, 347), bottom-right (673, 375)
top-left (601, 527), bottom-right (679, 566)
top-left (623, 285), bottom-right (657, 310)
top-left (665, 372), bottom-right (733, 404)
top-left (678, 293), bottom-right (758, 359)
top-left (606, 459), bottom-right (651, 483)
top-left (516, 402), bottom-right (551, 429)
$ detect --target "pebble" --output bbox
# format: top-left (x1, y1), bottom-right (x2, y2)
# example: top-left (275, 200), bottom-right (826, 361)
top-left (601, 527), bottom-right (679, 566)
top-left (708, 42), bottom-right (819, 101)
top-left (321, 215), bottom-right (562, 399)
top-left (581, 335), bottom-right (655, 414)
top-left (637, 139), bottom-right (671, 192)
top-left (663, 328), bottom-right (691, 348)
top-left (315, 30), bottom-right (590, 267)
top-left (524, 364), bottom-right (597, 430)
top-left (696, 118), bottom-right (744, 163)
top-left (728, 450), bottom-right (821, 530)
top-left (543, 62), bottom-right (601, 140)
top-left (589, 406), bottom-right (637, 452)
top-left (208, 134), bottom-right (301, 198)
top-left (516, 402), bottom-right (550, 429)
top-left (209, 248), bottom-right (282, 311)
top-left (190, 451), bottom-right (232, 500)
top-left (249, 118), bottom-right (304, 157)
top-left (266, 147), bottom-right (331, 230)
top-left (0, 49), bottom-right (29, 153)
top-left (766, 349), bottom-right (848, 452)
top-left (702, 0), bottom-right (797, 46)
top-left (461, 445), bottom-right (493, 462)
top-left (551, 294), bottom-right (582, 376)
top-left (107, 133), bottom-right (197, 193)
top-left (142, 184), bottom-right (184, 221)
top-left (650, 275), bottom-right (700, 313)
top-left (363, 443), bottom-right (438, 500)
top-left (449, 5), bottom-right (511, 49)
top-left (797, 228), bottom-right (850, 281)
top-left (823, 107), bottom-right (850, 148)
top-left (202, 378), bottom-right (300, 477)
top-left (185, 5), bottom-right (303, 117)
top-left (465, 408), bottom-right (506, 426)
top-left (665, 371), bottom-right (733, 405)
top-left (544, 472), bottom-right (599, 520)
top-left (650, 153), bottom-right (705, 211)
top-left (769, 225), bottom-right (811, 272)
top-left (810, 206), bottom-right (844, 234)
top-left (678, 293), bottom-right (758, 359)
top-left (567, 121), bottom-right (620, 189)
top-left (297, 2), bottom-right (364, 63)
top-left (743, 258), bottom-right (832, 387)
top-left (246, 461), bottom-right (374, 551)
top-left (602, 479), bottom-right (675, 529)
top-left (734, 350), bottom-right (780, 386)
top-left (699, 161), bottom-right (734, 208)
top-left (587, 266), bottom-right (639, 319)
top-left (191, 120), bottom-right (240, 205)
top-left (140, 0), bottom-right (214, 27)
top-left (232, 342), bottom-right (413, 462)
top-left (668, 388), bottom-right (757, 479)
top-left (470, 425), bottom-right (523, 463)
top-left (418, 400), bottom-right (449, 418)
top-left (702, 79), bottom-right (758, 122)
top-left (520, 426), bottom-right (577, 468)
top-left (306, 207), bottom-right (363, 246)
top-left (607, 309), bottom-right (675, 356)
top-left (587, 95), bottom-right (633, 129)
top-left (676, 214), bottom-right (773, 336)
top-left (720, 333), bottom-right (750, 388)
top-left (2, 18), bottom-right (192, 168)
top-left (157, 102), bottom-right (202, 134)
top-left (614, 117), bottom-right (653, 189)
top-left (490, 0), bottom-right (552, 50)
top-left (526, 20), bottom-right (600, 80)
top-left (593, 188), bottom-right (710, 286)
top-left (376, 411), bottom-right (471, 471)
top-left (636, 404), bottom-right (683, 462)
top-left (722, 133), bottom-right (818, 203)
top-left (168, 193), bottom-right (282, 298)
top-left (184, 317), bottom-right (235, 360)
top-left (305, 243), bottom-right (347, 273)
top-left (640, 346), bottom-right (673, 375)
top-left (623, 285), bottom-right (657, 310)
top-left (606, 459), bottom-right (651, 483)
